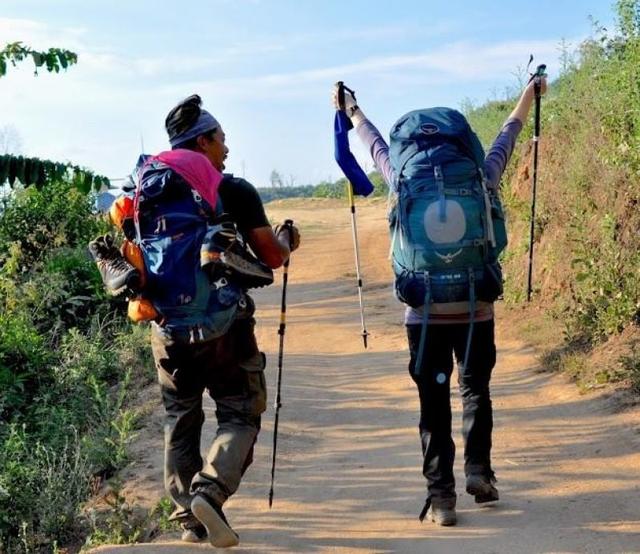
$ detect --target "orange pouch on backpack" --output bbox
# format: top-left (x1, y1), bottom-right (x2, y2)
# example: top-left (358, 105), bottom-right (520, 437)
top-left (127, 297), bottom-right (159, 323)
top-left (121, 239), bottom-right (147, 289)
top-left (120, 239), bottom-right (157, 322)
top-left (109, 196), bottom-right (136, 239)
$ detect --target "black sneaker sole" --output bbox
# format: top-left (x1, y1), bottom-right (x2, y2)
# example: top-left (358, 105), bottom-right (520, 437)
top-left (474, 491), bottom-right (499, 504)
top-left (191, 495), bottom-right (239, 548)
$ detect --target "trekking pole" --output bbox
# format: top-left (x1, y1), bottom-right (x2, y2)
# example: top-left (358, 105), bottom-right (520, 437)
top-left (335, 81), bottom-right (369, 349)
top-left (268, 219), bottom-right (294, 508)
top-left (526, 62), bottom-right (546, 302)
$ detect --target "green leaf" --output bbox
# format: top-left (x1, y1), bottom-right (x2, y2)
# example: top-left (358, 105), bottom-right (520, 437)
top-left (75, 171), bottom-right (91, 194)
top-left (31, 52), bottom-right (44, 67)
top-left (45, 53), bottom-right (56, 72)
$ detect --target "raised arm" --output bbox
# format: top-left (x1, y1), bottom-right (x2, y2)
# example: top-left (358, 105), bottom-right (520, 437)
top-left (484, 75), bottom-right (548, 190)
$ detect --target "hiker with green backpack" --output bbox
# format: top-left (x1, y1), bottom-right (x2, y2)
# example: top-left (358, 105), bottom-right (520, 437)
top-left (90, 94), bottom-right (300, 547)
top-left (333, 74), bottom-right (546, 526)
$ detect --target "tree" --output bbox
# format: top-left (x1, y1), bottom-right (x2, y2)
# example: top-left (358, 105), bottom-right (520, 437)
top-left (0, 154), bottom-right (109, 193)
top-left (0, 42), bottom-right (77, 77)
top-left (270, 169), bottom-right (283, 188)
top-left (0, 42), bottom-right (103, 192)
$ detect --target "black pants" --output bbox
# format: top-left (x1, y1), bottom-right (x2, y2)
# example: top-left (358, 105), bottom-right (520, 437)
top-left (407, 320), bottom-right (496, 501)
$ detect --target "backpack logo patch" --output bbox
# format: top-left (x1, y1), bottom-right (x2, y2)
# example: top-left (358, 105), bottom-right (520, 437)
top-left (420, 123), bottom-right (440, 136)
top-left (435, 249), bottom-right (463, 264)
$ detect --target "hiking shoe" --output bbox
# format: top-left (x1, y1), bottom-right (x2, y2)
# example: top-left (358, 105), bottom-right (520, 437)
top-left (466, 473), bottom-right (499, 504)
top-left (201, 218), bottom-right (273, 289)
top-left (191, 492), bottom-right (239, 548)
top-left (180, 520), bottom-right (207, 543)
top-left (426, 504), bottom-right (457, 526)
top-left (88, 235), bottom-right (141, 296)
top-left (419, 497), bottom-right (457, 526)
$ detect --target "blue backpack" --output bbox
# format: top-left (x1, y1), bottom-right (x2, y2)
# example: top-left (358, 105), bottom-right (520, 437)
top-left (388, 108), bottom-right (508, 374)
top-left (133, 156), bottom-right (242, 342)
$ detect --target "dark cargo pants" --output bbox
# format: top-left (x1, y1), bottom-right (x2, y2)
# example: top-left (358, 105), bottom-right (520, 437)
top-left (151, 315), bottom-right (267, 518)
top-left (407, 320), bottom-right (496, 502)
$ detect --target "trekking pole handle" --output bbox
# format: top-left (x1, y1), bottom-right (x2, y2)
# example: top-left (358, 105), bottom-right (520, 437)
top-left (283, 219), bottom-right (294, 249)
top-left (529, 63), bottom-right (546, 96)
top-left (334, 81), bottom-right (357, 112)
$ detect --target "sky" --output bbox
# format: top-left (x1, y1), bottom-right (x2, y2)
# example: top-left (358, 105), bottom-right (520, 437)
top-left (0, 0), bottom-right (617, 189)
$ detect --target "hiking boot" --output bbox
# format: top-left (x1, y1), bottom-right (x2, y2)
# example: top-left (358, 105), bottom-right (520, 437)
top-left (180, 519), bottom-right (207, 543)
top-left (426, 504), bottom-right (457, 526)
top-left (426, 499), bottom-right (457, 526)
top-left (201, 218), bottom-right (273, 289)
top-left (191, 492), bottom-right (239, 548)
top-left (419, 497), bottom-right (457, 526)
top-left (466, 473), bottom-right (499, 504)
top-left (88, 235), bottom-right (141, 296)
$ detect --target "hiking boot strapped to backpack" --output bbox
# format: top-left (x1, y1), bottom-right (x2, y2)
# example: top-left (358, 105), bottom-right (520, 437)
top-left (388, 108), bottom-right (508, 374)
top-left (88, 234), bottom-right (141, 297)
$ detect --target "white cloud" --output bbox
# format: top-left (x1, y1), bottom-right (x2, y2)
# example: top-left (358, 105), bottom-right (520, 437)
top-left (0, 17), bottom-right (87, 50)
top-left (0, 15), bottom-right (588, 186)
top-left (151, 36), bottom-right (575, 102)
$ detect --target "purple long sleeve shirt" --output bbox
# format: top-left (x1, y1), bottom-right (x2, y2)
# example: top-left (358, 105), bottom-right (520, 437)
top-left (355, 116), bottom-right (523, 324)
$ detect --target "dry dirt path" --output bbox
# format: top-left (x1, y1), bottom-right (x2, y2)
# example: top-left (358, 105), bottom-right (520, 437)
top-left (91, 199), bottom-right (640, 554)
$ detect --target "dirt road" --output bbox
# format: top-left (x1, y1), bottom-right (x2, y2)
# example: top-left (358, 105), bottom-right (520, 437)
top-left (91, 198), bottom-right (640, 554)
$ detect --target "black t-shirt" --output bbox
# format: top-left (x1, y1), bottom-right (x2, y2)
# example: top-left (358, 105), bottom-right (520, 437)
top-left (218, 175), bottom-right (269, 237)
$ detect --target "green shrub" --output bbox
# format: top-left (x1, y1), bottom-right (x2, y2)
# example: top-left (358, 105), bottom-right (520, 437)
top-left (0, 178), bottom-right (152, 551)
top-left (0, 312), bottom-right (51, 419)
top-left (0, 426), bottom-right (91, 552)
top-left (469, 1), bottom-right (640, 354)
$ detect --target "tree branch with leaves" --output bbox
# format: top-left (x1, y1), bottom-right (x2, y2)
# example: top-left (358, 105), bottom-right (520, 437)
top-left (0, 42), bottom-right (77, 77)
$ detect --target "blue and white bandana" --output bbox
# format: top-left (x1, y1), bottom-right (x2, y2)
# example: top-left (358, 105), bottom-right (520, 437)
top-left (169, 110), bottom-right (219, 148)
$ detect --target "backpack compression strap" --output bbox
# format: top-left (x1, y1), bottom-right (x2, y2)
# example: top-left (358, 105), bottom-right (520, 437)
top-left (413, 272), bottom-right (431, 377)
top-left (462, 268), bottom-right (476, 371)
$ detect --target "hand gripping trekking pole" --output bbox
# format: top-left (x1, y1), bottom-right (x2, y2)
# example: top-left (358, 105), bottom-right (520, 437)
top-left (268, 219), bottom-right (294, 508)
top-left (526, 61), bottom-right (546, 302)
top-left (335, 81), bottom-right (370, 349)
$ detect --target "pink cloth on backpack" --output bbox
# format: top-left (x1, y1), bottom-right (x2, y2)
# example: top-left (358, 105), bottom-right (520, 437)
top-left (153, 149), bottom-right (222, 211)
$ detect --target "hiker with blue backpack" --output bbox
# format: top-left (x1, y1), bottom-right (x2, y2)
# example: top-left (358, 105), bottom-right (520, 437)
top-left (89, 94), bottom-right (300, 547)
top-left (333, 74), bottom-right (546, 526)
